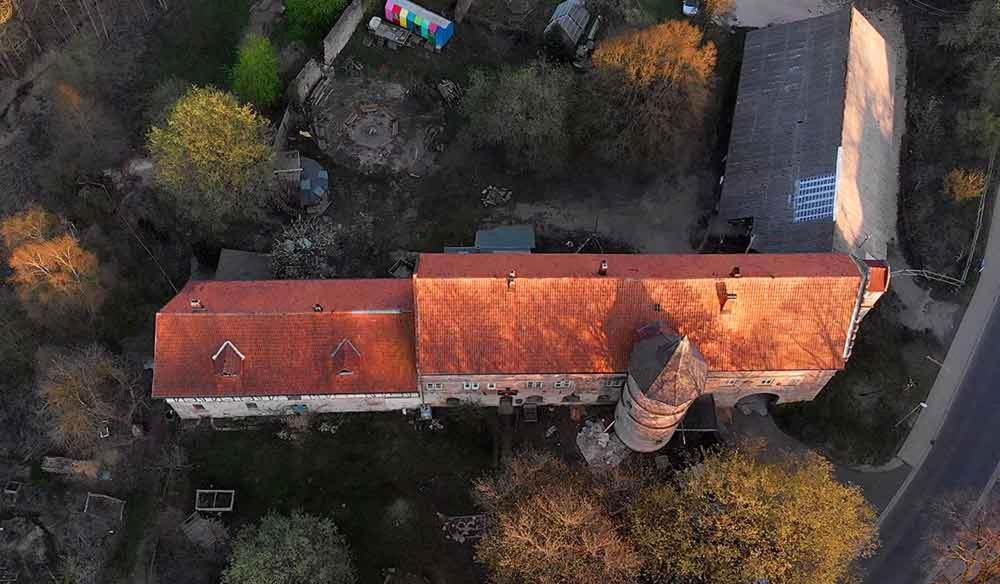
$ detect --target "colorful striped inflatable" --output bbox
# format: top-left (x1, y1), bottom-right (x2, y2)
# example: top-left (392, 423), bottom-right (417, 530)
top-left (384, 0), bottom-right (454, 49)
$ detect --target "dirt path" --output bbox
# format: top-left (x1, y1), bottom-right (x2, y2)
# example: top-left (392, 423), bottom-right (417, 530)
top-left (509, 173), bottom-right (705, 253)
top-left (728, 0), bottom-right (848, 27)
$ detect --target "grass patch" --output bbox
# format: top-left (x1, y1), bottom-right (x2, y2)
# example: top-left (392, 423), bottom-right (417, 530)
top-left (774, 295), bottom-right (941, 465)
top-left (145, 0), bottom-right (254, 88)
top-left (107, 484), bottom-right (159, 578)
top-left (637, 0), bottom-right (683, 22)
top-left (185, 412), bottom-right (493, 581)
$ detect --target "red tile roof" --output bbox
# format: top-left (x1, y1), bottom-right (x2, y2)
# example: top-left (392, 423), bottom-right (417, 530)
top-left (414, 253), bottom-right (864, 374)
top-left (160, 279), bottom-right (413, 314)
top-left (153, 280), bottom-right (417, 398)
top-left (864, 259), bottom-right (890, 292)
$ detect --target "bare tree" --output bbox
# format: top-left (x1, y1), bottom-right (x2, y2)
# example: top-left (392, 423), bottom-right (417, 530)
top-left (933, 500), bottom-right (1000, 584)
top-left (36, 344), bottom-right (141, 455)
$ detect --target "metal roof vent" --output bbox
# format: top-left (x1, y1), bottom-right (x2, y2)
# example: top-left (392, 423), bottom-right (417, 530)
top-left (598, 259), bottom-right (608, 276)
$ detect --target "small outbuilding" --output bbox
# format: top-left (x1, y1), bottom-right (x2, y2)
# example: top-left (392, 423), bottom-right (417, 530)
top-left (544, 0), bottom-right (590, 55)
top-left (445, 224), bottom-right (536, 254)
top-left (384, 0), bottom-right (454, 50)
top-left (717, 7), bottom-right (898, 258)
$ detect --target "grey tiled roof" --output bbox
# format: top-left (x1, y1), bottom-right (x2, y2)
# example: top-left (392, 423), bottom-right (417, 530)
top-left (719, 9), bottom-right (852, 252)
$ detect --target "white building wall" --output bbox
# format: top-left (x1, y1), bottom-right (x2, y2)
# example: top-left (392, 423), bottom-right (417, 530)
top-left (419, 373), bottom-right (626, 407)
top-left (707, 369), bottom-right (837, 407)
top-left (166, 393), bottom-right (422, 419)
top-left (162, 370), bottom-right (837, 419)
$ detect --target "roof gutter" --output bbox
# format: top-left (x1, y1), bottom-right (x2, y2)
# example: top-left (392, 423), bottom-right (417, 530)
top-left (842, 256), bottom-right (871, 360)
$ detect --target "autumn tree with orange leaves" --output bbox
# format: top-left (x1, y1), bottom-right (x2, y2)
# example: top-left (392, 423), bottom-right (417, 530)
top-left (576, 20), bottom-right (718, 172)
top-left (1, 205), bottom-right (106, 324)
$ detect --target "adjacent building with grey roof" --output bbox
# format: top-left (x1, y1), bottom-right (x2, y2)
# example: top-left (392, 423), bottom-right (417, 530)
top-left (718, 7), bottom-right (898, 259)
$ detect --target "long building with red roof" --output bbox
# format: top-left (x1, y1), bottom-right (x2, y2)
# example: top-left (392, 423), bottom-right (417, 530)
top-left (153, 253), bottom-right (888, 420)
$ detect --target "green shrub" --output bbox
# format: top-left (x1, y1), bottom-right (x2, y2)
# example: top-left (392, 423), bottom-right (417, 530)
top-left (231, 35), bottom-right (282, 109)
top-left (461, 61), bottom-right (574, 174)
top-left (286, 0), bottom-right (349, 44)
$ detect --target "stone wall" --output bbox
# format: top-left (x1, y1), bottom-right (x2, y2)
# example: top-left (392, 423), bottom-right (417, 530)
top-left (290, 59), bottom-right (324, 107)
top-left (323, 0), bottom-right (365, 65)
top-left (615, 375), bottom-right (694, 452)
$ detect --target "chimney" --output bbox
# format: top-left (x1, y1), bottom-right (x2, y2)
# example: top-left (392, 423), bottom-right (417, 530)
top-left (190, 298), bottom-right (205, 311)
top-left (730, 266), bottom-right (741, 278)
top-left (313, 304), bottom-right (324, 312)
top-left (598, 259), bottom-right (608, 276)
top-left (507, 270), bottom-right (516, 289)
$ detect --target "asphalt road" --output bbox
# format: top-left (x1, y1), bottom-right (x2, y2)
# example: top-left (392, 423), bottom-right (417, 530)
top-left (865, 298), bottom-right (1000, 583)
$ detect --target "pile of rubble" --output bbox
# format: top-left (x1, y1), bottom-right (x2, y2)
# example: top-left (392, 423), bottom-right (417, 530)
top-left (576, 420), bottom-right (630, 468)
top-left (440, 513), bottom-right (486, 543)
top-left (481, 185), bottom-right (512, 207)
top-left (436, 79), bottom-right (462, 106)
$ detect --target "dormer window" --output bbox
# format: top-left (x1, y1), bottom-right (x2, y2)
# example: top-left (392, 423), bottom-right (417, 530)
top-left (331, 339), bottom-right (361, 377)
top-left (211, 341), bottom-right (245, 377)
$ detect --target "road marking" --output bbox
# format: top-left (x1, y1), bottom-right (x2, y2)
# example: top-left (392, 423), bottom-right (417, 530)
top-left (971, 457), bottom-right (1000, 518)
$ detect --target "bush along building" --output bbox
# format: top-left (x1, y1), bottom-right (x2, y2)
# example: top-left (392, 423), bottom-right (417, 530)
top-left (152, 253), bottom-right (888, 450)
top-left (717, 7), bottom-right (898, 259)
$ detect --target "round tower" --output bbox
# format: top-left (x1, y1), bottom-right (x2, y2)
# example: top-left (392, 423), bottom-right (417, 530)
top-left (614, 323), bottom-right (707, 452)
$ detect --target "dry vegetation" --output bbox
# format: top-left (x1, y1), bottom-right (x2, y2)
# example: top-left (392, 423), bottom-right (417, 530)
top-left (474, 453), bottom-right (642, 584)
top-left (899, 0), bottom-right (1000, 278)
top-left (475, 450), bottom-right (877, 584)
top-left (931, 499), bottom-right (1000, 584)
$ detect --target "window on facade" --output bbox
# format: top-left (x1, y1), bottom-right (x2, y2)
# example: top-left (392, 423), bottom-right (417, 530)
top-left (526, 381), bottom-right (544, 390)
top-left (596, 394), bottom-right (611, 402)
top-left (425, 382), bottom-right (444, 390)
top-left (246, 402), bottom-right (258, 410)
top-left (487, 383), bottom-right (497, 390)
top-left (760, 379), bottom-right (775, 386)
top-left (604, 378), bottom-right (624, 388)
top-left (463, 382), bottom-right (480, 390)
top-left (726, 379), bottom-right (740, 386)
top-left (192, 404), bottom-right (206, 411)
top-left (554, 380), bottom-right (572, 389)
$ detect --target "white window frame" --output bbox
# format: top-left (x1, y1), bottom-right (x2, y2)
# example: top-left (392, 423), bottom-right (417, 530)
top-left (486, 383), bottom-right (497, 390)
top-left (526, 381), bottom-right (544, 390)
top-left (425, 382), bottom-right (444, 391)
top-left (603, 378), bottom-right (624, 388)
top-left (554, 380), bottom-right (573, 389)
top-left (760, 379), bottom-right (775, 386)
top-left (463, 382), bottom-right (480, 391)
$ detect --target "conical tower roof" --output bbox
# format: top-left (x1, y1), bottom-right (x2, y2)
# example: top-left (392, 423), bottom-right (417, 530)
top-left (628, 325), bottom-right (707, 406)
